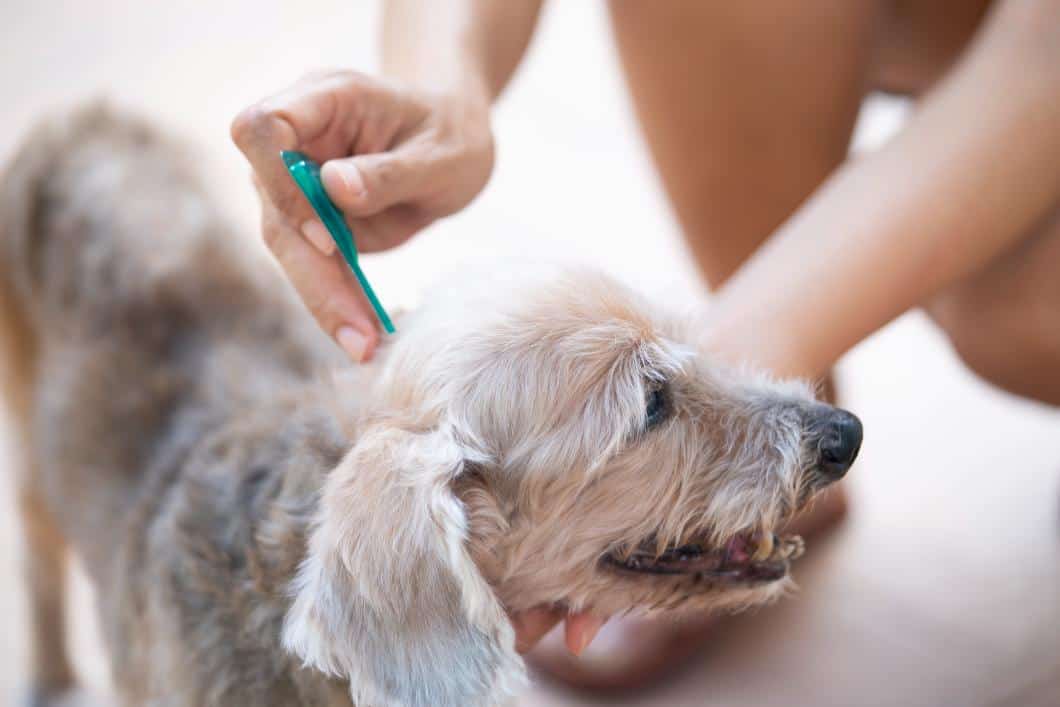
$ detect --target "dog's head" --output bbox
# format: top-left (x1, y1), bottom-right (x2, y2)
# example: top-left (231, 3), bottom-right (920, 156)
top-left (284, 267), bottom-right (861, 707)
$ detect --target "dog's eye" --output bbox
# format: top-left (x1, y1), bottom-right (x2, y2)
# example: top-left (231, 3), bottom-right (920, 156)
top-left (645, 385), bottom-right (670, 430)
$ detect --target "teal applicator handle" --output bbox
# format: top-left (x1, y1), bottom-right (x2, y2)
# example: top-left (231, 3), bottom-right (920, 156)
top-left (280, 151), bottom-right (395, 334)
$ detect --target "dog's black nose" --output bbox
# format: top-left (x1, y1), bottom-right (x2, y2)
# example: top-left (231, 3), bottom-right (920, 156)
top-left (818, 410), bottom-right (862, 479)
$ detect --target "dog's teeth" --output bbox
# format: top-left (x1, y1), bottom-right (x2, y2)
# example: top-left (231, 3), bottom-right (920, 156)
top-left (752, 533), bottom-right (774, 561)
top-left (781, 535), bottom-right (805, 560)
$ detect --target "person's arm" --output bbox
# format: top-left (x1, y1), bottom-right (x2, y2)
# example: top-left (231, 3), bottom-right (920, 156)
top-left (230, 0), bottom-right (544, 361)
top-left (704, 0), bottom-right (1060, 378)
top-left (382, 0), bottom-right (543, 100)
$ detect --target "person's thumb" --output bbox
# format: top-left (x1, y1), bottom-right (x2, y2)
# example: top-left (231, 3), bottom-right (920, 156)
top-left (320, 149), bottom-right (426, 219)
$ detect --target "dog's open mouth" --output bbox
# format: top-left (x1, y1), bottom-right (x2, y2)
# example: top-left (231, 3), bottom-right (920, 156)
top-left (603, 532), bottom-right (805, 584)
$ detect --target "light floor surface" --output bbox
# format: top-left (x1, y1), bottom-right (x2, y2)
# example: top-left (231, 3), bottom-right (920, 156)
top-left (1, 2), bottom-right (1059, 705)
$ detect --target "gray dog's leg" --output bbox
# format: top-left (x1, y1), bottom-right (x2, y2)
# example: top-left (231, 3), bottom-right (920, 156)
top-left (17, 487), bottom-right (76, 706)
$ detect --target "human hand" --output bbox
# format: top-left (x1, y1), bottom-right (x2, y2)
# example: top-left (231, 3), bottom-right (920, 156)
top-left (231, 70), bottom-right (494, 361)
top-left (510, 608), bottom-right (607, 656)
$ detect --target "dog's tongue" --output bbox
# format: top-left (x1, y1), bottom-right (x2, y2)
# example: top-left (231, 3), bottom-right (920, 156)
top-left (724, 535), bottom-right (753, 564)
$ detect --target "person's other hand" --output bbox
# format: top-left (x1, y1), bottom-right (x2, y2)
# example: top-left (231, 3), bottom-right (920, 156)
top-left (232, 70), bottom-right (494, 361)
top-left (510, 608), bottom-right (606, 656)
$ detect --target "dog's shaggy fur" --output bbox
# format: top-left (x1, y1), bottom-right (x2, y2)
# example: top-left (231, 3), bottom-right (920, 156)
top-left (0, 106), bottom-right (859, 707)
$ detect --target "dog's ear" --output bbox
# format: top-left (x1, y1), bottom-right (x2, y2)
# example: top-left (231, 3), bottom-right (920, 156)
top-left (283, 422), bottom-right (523, 707)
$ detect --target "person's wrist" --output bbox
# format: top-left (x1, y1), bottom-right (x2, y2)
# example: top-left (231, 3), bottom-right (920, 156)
top-left (699, 302), bottom-right (821, 381)
top-left (451, 90), bottom-right (494, 169)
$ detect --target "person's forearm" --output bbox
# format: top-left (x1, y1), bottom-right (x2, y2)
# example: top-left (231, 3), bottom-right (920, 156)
top-left (705, 0), bottom-right (1060, 379)
top-left (382, 0), bottom-right (544, 103)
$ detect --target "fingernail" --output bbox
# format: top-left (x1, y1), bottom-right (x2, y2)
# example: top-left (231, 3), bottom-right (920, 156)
top-left (575, 625), bottom-right (600, 656)
top-left (301, 220), bottom-right (335, 255)
top-left (566, 614), bottom-right (605, 656)
top-left (336, 326), bottom-right (367, 362)
top-left (580, 621), bottom-right (603, 652)
top-left (334, 162), bottom-right (366, 198)
top-left (571, 633), bottom-right (590, 657)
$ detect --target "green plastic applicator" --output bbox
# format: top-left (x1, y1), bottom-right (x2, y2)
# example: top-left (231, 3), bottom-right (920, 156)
top-left (280, 151), bottom-right (395, 334)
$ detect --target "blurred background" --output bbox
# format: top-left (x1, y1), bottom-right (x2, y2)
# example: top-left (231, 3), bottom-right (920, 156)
top-left (2, 1), bottom-right (1060, 705)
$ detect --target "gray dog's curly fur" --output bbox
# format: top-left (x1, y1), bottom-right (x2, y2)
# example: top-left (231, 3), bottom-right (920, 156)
top-left (0, 106), bottom-right (855, 707)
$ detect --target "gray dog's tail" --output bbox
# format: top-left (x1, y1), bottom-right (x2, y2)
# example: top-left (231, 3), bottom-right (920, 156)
top-left (0, 105), bottom-right (86, 414)
top-left (0, 102), bottom-right (221, 413)
top-left (2, 101), bottom-right (240, 333)
top-left (0, 109), bottom-right (59, 327)
top-left (0, 104), bottom-right (132, 415)
top-left (1, 102), bottom-right (198, 313)
top-left (2, 103), bottom-right (124, 310)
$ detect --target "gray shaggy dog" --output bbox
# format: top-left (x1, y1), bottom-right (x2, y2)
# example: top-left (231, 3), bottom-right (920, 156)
top-left (0, 106), bottom-right (861, 707)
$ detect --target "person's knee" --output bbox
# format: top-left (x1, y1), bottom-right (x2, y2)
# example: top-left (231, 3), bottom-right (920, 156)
top-left (928, 286), bottom-right (1060, 403)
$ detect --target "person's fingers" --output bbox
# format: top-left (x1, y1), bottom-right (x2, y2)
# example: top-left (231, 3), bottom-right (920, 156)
top-left (260, 200), bottom-right (380, 360)
top-left (564, 612), bottom-right (607, 656)
top-left (256, 70), bottom-right (412, 156)
top-left (300, 219), bottom-right (336, 256)
top-left (255, 71), bottom-right (351, 146)
top-left (233, 71), bottom-right (417, 219)
top-left (320, 148), bottom-right (430, 220)
top-left (231, 103), bottom-right (309, 221)
top-left (232, 72), bottom-right (358, 167)
top-left (353, 206), bottom-right (434, 254)
top-left (511, 608), bottom-right (564, 654)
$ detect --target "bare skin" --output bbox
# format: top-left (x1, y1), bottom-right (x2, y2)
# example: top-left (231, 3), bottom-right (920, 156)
top-left (231, 0), bottom-right (1060, 682)
top-left (705, 1), bottom-right (1060, 384)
